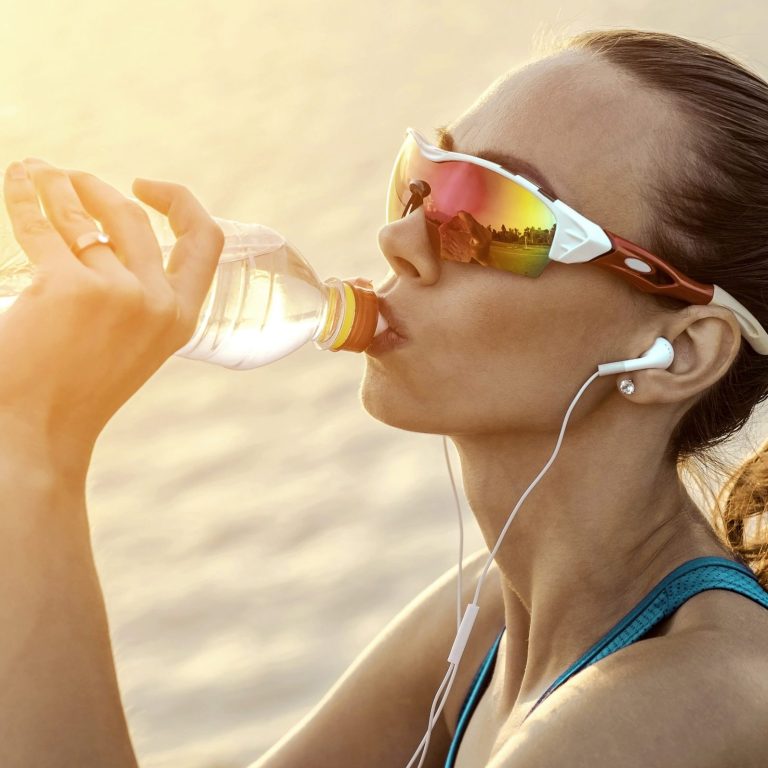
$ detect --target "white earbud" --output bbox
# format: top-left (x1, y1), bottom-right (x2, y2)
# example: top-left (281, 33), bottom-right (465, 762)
top-left (597, 337), bottom-right (674, 377)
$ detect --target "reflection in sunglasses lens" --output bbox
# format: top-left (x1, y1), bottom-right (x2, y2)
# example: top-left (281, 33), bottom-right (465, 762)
top-left (387, 136), bottom-right (557, 277)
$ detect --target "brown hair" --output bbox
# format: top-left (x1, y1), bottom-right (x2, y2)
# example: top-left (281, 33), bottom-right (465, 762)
top-left (546, 28), bottom-right (768, 589)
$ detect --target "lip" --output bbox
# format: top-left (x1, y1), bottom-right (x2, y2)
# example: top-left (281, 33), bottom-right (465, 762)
top-left (365, 326), bottom-right (408, 356)
top-left (365, 294), bottom-right (409, 356)
top-left (374, 295), bottom-right (408, 341)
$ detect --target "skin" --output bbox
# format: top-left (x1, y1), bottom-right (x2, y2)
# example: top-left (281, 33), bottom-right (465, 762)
top-left (0, 159), bottom-right (224, 766)
top-left (361, 49), bottom-right (768, 764)
top-left (1, 47), bottom-right (767, 768)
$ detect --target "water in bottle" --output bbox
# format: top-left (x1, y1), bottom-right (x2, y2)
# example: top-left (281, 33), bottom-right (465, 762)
top-left (0, 206), bottom-right (388, 370)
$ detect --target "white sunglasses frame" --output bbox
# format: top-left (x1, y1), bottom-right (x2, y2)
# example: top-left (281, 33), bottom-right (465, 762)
top-left (390, 128), bottom-right (768, 355)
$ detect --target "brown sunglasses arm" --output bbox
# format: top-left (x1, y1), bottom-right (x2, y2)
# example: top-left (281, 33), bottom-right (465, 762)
top-left (591, 230), bottom-right (714, 305)
top-left (590, 231), bottom-right (768, 354)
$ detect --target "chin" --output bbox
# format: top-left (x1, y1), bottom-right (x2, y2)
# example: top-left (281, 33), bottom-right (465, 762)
top-left (357, 373), bottom-right (443, 435)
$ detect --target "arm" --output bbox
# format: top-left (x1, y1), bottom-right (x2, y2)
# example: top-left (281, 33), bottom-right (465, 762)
top-left (0, 159), bottom-right (224, 766)
top-left (0, 438), bottom-right (137, 767)
top-left (250, 549), bottom-right (504, 768)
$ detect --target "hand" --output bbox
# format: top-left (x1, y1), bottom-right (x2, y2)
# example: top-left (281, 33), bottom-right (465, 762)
top-left (0, 159), bottom-right (224, 479)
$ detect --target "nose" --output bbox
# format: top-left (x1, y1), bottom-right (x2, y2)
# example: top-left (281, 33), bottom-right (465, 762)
top-left (377, 205), bottom-right (442, 285)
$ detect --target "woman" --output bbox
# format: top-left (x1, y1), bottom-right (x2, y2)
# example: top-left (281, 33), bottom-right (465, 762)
top-left (2, 28), bottom-right (768, 768)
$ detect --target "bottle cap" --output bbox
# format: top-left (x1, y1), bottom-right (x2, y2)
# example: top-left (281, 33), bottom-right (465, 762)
top-left (337, 279), bottom-right (381, 353)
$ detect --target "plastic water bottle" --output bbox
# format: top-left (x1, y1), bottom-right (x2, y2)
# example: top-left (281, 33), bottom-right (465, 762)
top-left (0, 208), bottom-right (388, 370)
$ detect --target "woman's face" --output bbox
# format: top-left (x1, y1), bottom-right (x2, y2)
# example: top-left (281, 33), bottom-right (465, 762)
top-left (360, 50), bottom-right (681, 436)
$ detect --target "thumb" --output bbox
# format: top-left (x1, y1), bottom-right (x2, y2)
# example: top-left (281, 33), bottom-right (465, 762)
top-left (131, 178), bottom-right (213, 241)
top-left (345, 277), bottom-right (374, 289)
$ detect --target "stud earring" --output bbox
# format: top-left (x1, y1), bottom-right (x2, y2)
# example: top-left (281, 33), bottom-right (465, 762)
top-left (618, 378), bottom-right (636, 395)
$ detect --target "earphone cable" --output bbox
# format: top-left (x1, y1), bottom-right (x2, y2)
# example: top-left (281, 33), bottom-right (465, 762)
top-left (404, 661), bottom-right (459, 768)
top-left (471, 370), bottom-right (600, 605)
top-left (443, 434), bottom-right (465, 631)
top-left (403, 370), bottom-right (601, 768)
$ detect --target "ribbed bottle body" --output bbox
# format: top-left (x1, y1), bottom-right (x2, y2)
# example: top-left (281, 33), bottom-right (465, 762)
top-left (0, 210), bottom-right (387, 369)
top-left (175, 233), bottom-right (331, 369)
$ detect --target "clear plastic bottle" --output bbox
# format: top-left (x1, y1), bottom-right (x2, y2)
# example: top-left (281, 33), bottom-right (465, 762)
top-left (0, 209), bottom-right (388, 370)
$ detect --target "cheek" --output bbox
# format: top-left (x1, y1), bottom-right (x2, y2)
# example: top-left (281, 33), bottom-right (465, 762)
top-left (361, 268), bottom-right (616, 434)
top-left (443, 298), bottom-right (573, 420)
top-left (360, 292), bottom-right (559, 433)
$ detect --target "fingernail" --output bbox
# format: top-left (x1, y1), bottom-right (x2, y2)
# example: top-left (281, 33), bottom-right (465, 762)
top-left (7, 162), bottom-right (27, 180)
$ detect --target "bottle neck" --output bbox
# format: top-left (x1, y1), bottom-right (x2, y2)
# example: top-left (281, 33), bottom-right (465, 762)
top-left (314, 278), bottom-right (382, 353)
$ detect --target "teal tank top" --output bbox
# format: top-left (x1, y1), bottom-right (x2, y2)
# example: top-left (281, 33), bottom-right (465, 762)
top-left (444, 556), bottom-right (768, 768)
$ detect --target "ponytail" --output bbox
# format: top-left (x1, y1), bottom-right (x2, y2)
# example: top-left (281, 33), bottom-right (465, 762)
top-left (717, 440), bottom-right (768, 590)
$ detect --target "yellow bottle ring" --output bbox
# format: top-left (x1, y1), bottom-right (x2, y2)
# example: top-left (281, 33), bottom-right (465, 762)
top-left (330, 281), bottom-right (356, 350)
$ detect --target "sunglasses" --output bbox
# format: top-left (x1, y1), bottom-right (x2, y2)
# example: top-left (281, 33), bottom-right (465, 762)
top-left (386, 128), bottom-right (768, 355)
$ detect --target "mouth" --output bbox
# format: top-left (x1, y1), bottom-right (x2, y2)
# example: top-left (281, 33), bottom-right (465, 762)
top-left (364, 293), bottom-right (409, 357)
top-left (375, 295), bottom-right (408, 341)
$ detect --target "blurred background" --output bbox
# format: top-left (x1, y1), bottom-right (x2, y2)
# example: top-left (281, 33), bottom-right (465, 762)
top-left (1, 1), bottom-right (767, 766)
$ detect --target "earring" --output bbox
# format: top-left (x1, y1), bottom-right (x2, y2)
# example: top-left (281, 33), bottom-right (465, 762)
top-left (618, 378), bottom-right (636, 395)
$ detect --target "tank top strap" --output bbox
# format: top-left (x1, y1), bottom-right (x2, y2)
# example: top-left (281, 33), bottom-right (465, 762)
top-left (443, 557), bottom-right (767, 767)
top-left (522, 556), bottom-right (767, 721)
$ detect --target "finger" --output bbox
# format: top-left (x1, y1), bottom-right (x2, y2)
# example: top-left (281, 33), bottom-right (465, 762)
top-left (65, 168), bottom-right (166, 285)
top-left (132, 178), bottom-right (224, 310)
top-left (3, 161), bottom-right (76, 270)
top-left (345, 277), bottom-right (374, 289)
top-left (22, 157), bottom-right (124, 277)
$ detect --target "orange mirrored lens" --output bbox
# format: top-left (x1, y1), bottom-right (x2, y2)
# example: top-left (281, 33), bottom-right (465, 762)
top-left (387, 134), bottom-right (557, 277)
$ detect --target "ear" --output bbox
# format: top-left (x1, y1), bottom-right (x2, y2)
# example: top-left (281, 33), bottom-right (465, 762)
top-left (622, 304), bottom-right (743, 406)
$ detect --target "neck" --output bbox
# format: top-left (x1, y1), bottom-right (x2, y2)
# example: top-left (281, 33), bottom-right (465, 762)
top-left (450, 396), bottom-right (729, 715)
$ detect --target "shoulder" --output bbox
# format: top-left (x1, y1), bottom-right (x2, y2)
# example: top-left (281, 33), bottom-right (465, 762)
top-left (248, 548), bottom-right (502, 768)
top-left (489, 620), bottom-right (768, 768)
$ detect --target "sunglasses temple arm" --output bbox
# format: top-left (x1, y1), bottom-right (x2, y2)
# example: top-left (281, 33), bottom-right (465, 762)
top-left (596, 231), bottom-right (768, 355)
top-left (709, 285), bottom-right (768, 355)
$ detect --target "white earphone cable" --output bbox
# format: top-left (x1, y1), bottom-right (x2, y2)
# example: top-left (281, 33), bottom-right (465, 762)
top-left (443, 434), bottom-right (465, 631)
top-left (404, 369), bottom-right (601, 768)
top-left (405, 662), bottom-right (459, 768)
top-left (470, 370), bottom-right (600, 605)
